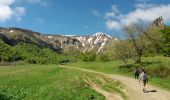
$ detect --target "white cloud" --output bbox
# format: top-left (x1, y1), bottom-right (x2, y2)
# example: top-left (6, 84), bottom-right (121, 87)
top-left (92, 10), bottom-right (100, 17)
top-left (106, 20), bottom-right (121, 30)
top-left (14, 7), bottom-right (25, 16)
top-left (0, 5), bottom-right (13, 22)
top-left (105, 4), bottom-right (170, 30)
top-left (0, 0), bottom-right (25, 22)
top-left (105, 12), bottom-right (115, 19)
top-left (105, 5), bottom-right (119, 18)
top-left (135, 3), bottom-right (156, 9)
top-left (14, 7), bottom-right (26, 21)
top-left (0, 0), bottom-right (15, 5)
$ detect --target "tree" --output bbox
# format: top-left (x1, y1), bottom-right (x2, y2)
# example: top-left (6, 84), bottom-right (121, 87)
top-left (114, 40), bottom-right (133, 67)
top-left (102, 39), bottom-right (118, 60)
top-left (161, 26), bottom-right (170, 56)
top-left (122, 18), bottom-right (165, 63)
top-left (123, 23), bottom-right (146, 63)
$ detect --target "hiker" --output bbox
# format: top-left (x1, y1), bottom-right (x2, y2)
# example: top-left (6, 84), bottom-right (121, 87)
top-left (134, 67), bottom-right (139, 79)
top-left (139, 69), bottom-right (148, 92)
top-left (141, 67), bottom-right (145, 73)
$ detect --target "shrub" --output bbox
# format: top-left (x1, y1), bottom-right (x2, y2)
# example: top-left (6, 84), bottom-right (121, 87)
top-left (79, 51), bottom-right (96, 62)
top-left (97, 54), bottom-right (111, 62)
top-left (147, 65), bottom-right (170, 78)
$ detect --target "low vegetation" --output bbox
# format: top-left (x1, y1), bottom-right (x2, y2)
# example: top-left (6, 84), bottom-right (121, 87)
top-left (0, 19), bottom-right (170, 99)
top-left (67, 56), bottom-right (170, 90)
top-left (0, 65), bottom-right (127, 100)
top-left (0, 41), bottom-right (73, 65)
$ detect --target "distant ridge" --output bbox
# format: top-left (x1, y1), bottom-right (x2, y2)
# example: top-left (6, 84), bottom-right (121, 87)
top-left (0, 17), bottom-right (163, 53)
top-left (0, 27), bottom-right (117, 53)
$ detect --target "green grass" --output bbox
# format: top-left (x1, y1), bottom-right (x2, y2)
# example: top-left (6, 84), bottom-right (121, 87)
top-left (141, 56), bottom-right (170, 68)
top-left (82, 71), bottom-right (128, 100)
top-left (66, 61), bottom-right (133, 77)
top-left (66, 61), bottom-right (126, 74)
top-left (141, 56), bottom-right (170, 90)
top-left (0, 65), bottom-right (127, 100)
top-left (67, 56), bottom-right (170, 91)
top-left (0, 65), bottom-right (105, 100)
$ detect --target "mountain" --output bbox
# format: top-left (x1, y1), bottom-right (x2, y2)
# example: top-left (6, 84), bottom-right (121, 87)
top-left (0, 27), bottom-right (61, 51)
top-left (149, 17), bottom-right (165, 31)
top-left (42, 32), bottom-right (118, 53)
top-left (151, 16), bottom-right (165, 28)
top-left (0, 27), bottom-right (117, 53)
top-left (0, 17), bottom-right (163, 54)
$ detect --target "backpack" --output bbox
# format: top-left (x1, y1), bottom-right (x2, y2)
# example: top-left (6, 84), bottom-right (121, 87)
top-left (142, 73), bottom-right (148, 81)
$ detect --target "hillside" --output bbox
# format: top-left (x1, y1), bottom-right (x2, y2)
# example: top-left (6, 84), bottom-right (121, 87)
top-left (0, 65), bottom-right (126, 100)
top-left (0, 17), bottom-right (164, 55)
top-left (0, 27), bottom-right (117, 54)
top-left (43, 32), bottom-right (118, 53)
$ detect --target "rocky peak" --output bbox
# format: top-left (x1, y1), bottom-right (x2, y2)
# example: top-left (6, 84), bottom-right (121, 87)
top-left (152, 17), bottom-right (165, 28)
top-left (92, 32), bottom-right (112, 38)
top-left (74, 32), bottom-right (113, 53)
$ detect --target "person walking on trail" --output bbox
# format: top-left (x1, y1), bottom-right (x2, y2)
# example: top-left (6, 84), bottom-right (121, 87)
top-left (141, 67), bottom-right (145, 73)
top-left (139, 69), bottom-right (148, 92)
top-left (134, 67), bottom-right (139, 79)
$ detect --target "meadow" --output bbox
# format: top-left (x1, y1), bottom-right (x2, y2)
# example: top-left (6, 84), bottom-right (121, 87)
top-left (0, 56), bottom-right (169, 100)
top-left (67, 56), bottom-right (170, 90)
top-left (0, 65), bottom-right (126, 100)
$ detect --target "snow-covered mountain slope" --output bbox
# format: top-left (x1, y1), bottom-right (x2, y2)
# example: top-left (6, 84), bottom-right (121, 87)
top-left (43, 32), bottom-right (118, 53)
top-left (76, 32), bottom-right (114, 53)
top-left (0, 27), bottom-right (118, 53)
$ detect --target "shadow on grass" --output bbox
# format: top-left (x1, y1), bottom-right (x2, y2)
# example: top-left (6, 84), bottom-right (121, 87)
top-left (0, 94), bottom-right (10, 100)
top-left (119, 64), bottom-right (132, 72)
top-left (140, 61), bottom-right (161, 66)
top-left (119, 61), bottom-right (162, 71)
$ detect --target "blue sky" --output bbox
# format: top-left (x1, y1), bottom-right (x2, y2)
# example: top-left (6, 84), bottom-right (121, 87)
top-left (0, 0), bottom-right (170, 37)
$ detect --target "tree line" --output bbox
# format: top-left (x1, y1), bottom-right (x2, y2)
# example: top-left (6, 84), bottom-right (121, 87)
top-left (114, 22), bottom-right (170, 67)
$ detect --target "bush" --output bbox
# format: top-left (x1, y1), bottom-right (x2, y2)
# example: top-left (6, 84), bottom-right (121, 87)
top-left (0, 39), bottom-right (87, 64)
top-left (26, 58), bottom-right (37, 64)
top-left (147, 65), bottom-right (170, 78)
top-left (96, 54), bottom-right (110, 62)
top-left (161, 26), bottom-right (170, 56)
top-left (79, 51), bottom-right (96, 62)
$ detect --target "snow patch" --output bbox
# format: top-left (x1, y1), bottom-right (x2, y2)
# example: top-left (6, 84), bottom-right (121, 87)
top-left (88, 37), bottom-right (93, 44)
top-left (93, 32), bottom-right (112, 38)
top-left (97, 42), bottom-right (105, 54)
top-left (62, 35), bottom-right (77, 37)
top-left (48, 36), bottom-right (53, 39)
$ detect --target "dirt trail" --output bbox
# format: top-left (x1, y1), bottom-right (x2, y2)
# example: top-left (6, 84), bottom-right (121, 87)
top-left (84, 77), bottom-right (123, 100)
top-left (64, 66), bottom-right (170, 100)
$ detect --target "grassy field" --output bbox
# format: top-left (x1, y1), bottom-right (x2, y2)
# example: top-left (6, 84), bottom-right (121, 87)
top-left (66, 61), bottom-right (132, 76)
top-left (0, 65), bottom-right (127, 100)
top-left (0, 56), bottom-right (169, 100)
top-left (67, 56), bottom-right (170, 90)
